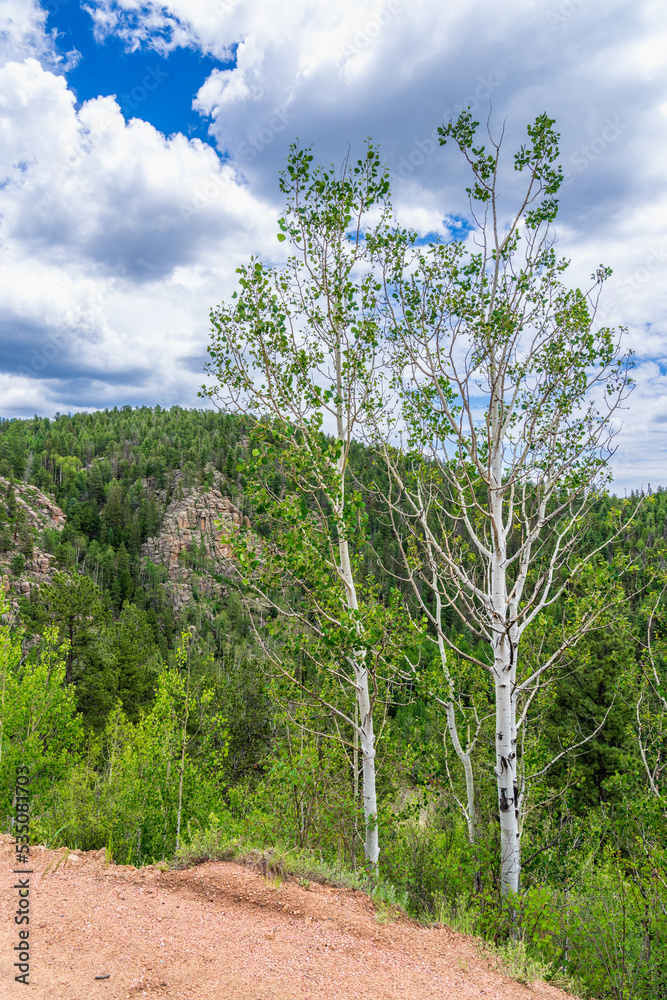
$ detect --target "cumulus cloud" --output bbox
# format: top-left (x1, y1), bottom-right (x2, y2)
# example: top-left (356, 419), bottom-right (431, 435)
top-left (83, 0), bottom-right (236, 59)
top-left (1, 0), bottom-right (51, 66)
top-left (0, 59), bottom-right (270, 278)
top-left (81, 2), bottom-right (667, 250)
top-left (0, 50), bottom-right (279, 416)
top-left (0, 0), bottom-right (82, 72)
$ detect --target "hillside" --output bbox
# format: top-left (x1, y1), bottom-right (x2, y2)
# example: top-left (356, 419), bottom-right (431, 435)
top-left (1, 406), bottom-right (666, 998)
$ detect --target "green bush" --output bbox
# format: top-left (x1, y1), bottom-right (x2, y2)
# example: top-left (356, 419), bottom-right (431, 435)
top-left (0, 608), bottom-right (83, 826)
top-left (560, 850), bottom-right (667, 1000)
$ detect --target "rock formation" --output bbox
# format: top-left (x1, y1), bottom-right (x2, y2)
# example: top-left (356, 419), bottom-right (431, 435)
top-left (141, 486), bottom-right (245, 609)
top-left (0, 477), bottom-right (66, 595)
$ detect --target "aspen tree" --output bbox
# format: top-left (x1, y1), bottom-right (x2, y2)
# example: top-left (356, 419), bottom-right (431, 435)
top-left (375, 111), bottom-right (633, 896)
top-left (202, 144), bottom-right (402, 867)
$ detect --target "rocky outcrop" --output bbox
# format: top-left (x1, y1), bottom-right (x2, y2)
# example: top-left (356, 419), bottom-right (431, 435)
top-left (0, 477), bottom-right (66, 534)
top-left (141, 486), bottom-right (245, 610)
top-left (0, 477), bottom-right (66, 595)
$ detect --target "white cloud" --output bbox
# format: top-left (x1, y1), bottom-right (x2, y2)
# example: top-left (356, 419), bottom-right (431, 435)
top-left (0, 54), bottom-right (279, 414)
top-left (0, 0), bottom-right (50, 66)
top-left (83, 0), bottom-right (237, 59)
top-left (0, 0), bottom-right (81, 72)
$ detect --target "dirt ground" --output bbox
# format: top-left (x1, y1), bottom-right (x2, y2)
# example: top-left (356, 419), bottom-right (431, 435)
top-left (0, 836), bottom-right (576, 1000)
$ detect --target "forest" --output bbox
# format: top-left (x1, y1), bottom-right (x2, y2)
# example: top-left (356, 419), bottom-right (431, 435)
top-left (1, 113), bottom-right (666, 999)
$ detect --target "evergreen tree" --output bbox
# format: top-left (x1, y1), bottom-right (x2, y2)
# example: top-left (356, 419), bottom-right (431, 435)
top-left (27, 571), bottom-right (109, 685)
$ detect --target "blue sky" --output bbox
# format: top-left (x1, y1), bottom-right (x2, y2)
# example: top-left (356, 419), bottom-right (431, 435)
top-left (44, 1), bottom-right (232, 143)
top-left (0, 0), bottom-right (666, 490)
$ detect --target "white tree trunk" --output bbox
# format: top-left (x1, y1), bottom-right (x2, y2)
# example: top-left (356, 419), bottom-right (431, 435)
top-left (494, 667), bottom-right (520, 896)
top-left (444, 701), bottom-right (477, 844)
top-left (490, 417), bottom-right (521, 897)
top-left (357, 661), bottom-right (380, 866)
top-left (339, 532), bottom-right (379, 868)
top-left (491, 538), bottom-right (520, 893)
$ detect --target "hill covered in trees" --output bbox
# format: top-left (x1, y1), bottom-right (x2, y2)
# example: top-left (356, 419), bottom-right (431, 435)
top-left (1, 405), bottom-right (666, 998)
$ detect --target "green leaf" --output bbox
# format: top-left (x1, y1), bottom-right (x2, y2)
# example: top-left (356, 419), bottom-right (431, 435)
top-left (276, 233), bottom-right (287, 242)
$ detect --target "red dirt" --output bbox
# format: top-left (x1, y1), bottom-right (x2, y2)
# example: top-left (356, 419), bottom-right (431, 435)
top-left (0, 836), bottom-right (576, 999)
